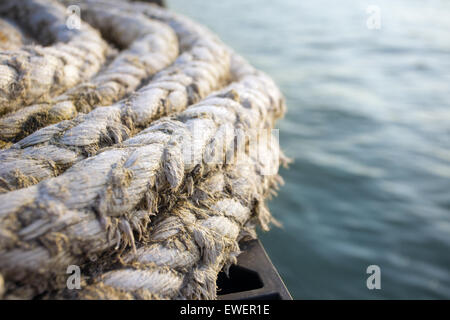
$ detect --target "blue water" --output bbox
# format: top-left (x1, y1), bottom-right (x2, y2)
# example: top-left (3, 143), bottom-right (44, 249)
top-left (168, 0), bottom-right (450, 299)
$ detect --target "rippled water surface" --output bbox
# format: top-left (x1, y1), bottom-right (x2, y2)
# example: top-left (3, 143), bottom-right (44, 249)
top-left (169, 0), bottom-right (450, 298)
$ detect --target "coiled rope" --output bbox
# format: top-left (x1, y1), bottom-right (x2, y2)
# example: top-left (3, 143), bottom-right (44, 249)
top-left (0, 0), bottom-right (287, 299)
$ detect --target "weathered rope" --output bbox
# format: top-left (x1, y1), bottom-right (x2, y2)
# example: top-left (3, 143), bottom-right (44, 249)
top-left (0, 18), bottom-right (28, 51)
top-left (0, 273), bottom-right (4, 299)
top-left (0, 0), bottom-right (231, 192)
top-left (0, 0), bottom-right (287, 300)
top-left (0, 4), bottom-right (179, 143)
top-left (0, 0), bottom-right (110, 116)
top-left (0, 53), bottom-right (284, 297)
top-left (48, 144), bottom-right (282, 300)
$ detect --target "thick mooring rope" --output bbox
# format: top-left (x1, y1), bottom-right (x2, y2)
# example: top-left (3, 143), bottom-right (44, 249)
top-left (0, 0), bottom-right (110, 116)
top-left (0, 4), bottom-right (179, 143)
top-left (49, 144), bottom-right (283, 300)
top-left (0, 0), bottom-right (287, 300)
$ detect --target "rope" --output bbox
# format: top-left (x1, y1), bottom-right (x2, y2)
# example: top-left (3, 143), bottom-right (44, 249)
top-left (0, 0), bottom-right (110, 116)
top-left (0, 0), bottom-right (287, 299)
top-left (0, 3), bottom-right (179, 143)
top-left (51, 147), bottom-right (282, 300)
top-left (0, 0), bottom-right (230, 190)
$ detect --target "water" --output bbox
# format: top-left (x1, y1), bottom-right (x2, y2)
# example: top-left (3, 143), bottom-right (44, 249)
top-left (168, 0), bottom-right (450, 299)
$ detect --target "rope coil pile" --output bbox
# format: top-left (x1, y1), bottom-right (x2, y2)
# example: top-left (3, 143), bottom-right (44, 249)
top-left (0, 0), bottom-right (287, 300)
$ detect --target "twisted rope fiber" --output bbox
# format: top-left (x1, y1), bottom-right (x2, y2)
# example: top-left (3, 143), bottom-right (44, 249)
top-left (52, 147), bottom-right (283, 300)
top-left (0, 0), bottom-right (110, 116)
top-left (0, 0), bottom-right (288, 299)
top-left (0, 18), bottom-right (29, 51)
top-left (0, 2), bottom-right (179, 143)
top-left (0, 52), bottom-right (285, 297)
top-left (0, 0), bottom-right (231, 190)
